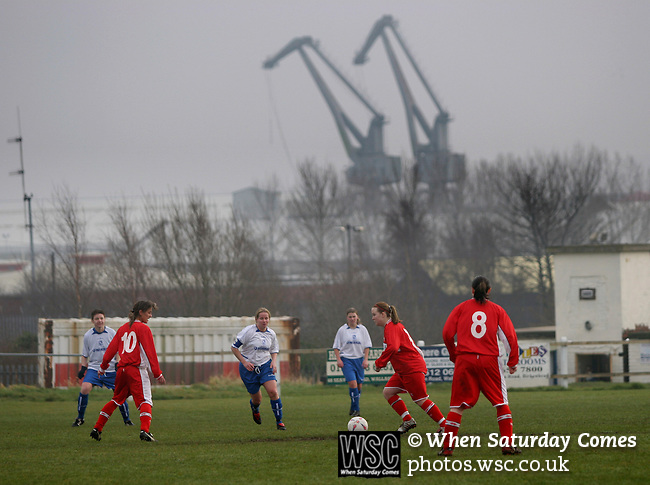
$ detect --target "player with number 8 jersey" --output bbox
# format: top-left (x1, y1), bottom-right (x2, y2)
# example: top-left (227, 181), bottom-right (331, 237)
top-left (443, 293), bottom-right (518, 367)
top-left (90, 300), bottom-right (166, 442)
top-left (440, 276), bottom-right (520, 456)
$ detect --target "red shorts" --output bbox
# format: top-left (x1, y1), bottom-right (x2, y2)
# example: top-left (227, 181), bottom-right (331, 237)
top-left (450, 354), bottom-right (508, 409)
top-left (112, 365), bottom-right (153, 409)
top-left (385, 372), bottom-right (428, 402)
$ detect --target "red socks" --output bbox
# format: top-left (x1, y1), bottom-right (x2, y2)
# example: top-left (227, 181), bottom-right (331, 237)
top-left (387, 395), bottom-right (446, 426)
top-left (496, 405), bottom-right (514, 448)
top-left (94, 399), bottom-right (119, 431)
top-left (139, 403), bottom-right (153, 432)
top-left (94, 400), bottom-right (155, 434)
top-left (419, 399), bottom-right (446, 425)
top-left (387, 395), bottom-right (412, 421)
top-left (443, 411), bottom-right (462, 449)
top-left (440, 406), bottom-right (514, 451)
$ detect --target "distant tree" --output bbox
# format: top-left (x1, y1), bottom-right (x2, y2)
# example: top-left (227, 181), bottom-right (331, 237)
top-left (599, 155), bottom-right (650, 244)
top-left (285, 160), bottom-right (348, 281)
top-left (144, 189), bottom-right (269, 316)
top-left (12, 331), bottom-right (38, 353)
top-left (37, 185), bottom-right (93, 318)
top-left (439, 161), bottom-right (501, 286)
top-left (380, 161), bottom-right (435, 334)
top-left (103, 202), bottom-right (154, 309)
top-left (217, 213), bottom-right (269, 315)
top-left (343, 183), bottom-right (388, 275)
top-left (440, 214), bottom-right (501, 287)
top-left (382, 161), bottom-right (431, 275)
top-left (144, 190), bottom-right (220, 315)
top-left (489, 146), bottom-right (605, 322)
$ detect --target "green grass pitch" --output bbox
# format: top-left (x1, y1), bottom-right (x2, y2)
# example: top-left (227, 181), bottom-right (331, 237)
top-left (1, 381), bottom-right (648, 484)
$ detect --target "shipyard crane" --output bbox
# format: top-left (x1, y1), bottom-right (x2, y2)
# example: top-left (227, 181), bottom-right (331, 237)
top-left (354, 15), bottom-right (465, 193)
top-left (263, 36), bottom-right (401, 186)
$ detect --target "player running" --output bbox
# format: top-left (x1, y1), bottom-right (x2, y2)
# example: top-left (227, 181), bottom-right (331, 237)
top-left (332, 308), bottom-right (372, 417)
top-left (72, 309), bottom-right (132, 427)
top-left (90, 300), bottom-right (166, 442)
top-left (439, 276), bottom-right (520, 456)
top-left (372, 301), bottom-right (446, 434)
top-left (231, 307), bottom-right (285, 430)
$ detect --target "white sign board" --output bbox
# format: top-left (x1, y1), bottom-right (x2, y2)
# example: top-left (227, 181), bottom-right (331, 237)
top-left (640, 343), bottom-right (650, 364)
top-left (501, 340), bottom-right (551, 388)
top-left (327, 341), bottom-right (551, 388)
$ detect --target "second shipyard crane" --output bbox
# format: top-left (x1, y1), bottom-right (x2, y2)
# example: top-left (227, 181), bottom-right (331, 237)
top-left (264, 36), bottom-right (401, 186)
top-left (354, 15), bottom-right (465, 193)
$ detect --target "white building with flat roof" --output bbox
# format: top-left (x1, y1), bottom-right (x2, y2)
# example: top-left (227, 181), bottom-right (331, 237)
top-left (548, 244), bottom-right (650, 383)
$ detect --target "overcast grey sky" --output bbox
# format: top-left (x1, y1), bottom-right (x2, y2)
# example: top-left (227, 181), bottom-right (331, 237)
top-left (1, 0), bottom-right (649, 209)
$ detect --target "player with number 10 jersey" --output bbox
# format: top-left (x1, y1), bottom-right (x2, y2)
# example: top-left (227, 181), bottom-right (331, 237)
top-left (106, 320), bottom-right (162, 374)
top-left (91, 300), bottom-right (165, 442)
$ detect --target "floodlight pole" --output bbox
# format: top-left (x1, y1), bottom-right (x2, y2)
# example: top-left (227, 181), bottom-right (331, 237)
top-left (8, 114), bottom-right (35, 288)
top-left (340, 223), bottom-right (364, 282)
top-left (25, 192), bottom-right (35, 286)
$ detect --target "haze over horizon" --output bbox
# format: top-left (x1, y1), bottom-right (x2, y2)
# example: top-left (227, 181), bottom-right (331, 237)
top-left (2, 0), bottom-right (649, 249)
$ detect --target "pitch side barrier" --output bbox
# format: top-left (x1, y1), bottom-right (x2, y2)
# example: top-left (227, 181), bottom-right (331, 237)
top-left (552, 338), bottom-right (650, 388)
top-left (35, 316), bottom-right (300, 388)
top-left (324, 343), bottom-right (554, 388)
top-left (0, 340), bottom-right (650, 387)
top-left (324, 338), bottom-right (650, 388)
top-left (5, 330), bottom-right (650, 387)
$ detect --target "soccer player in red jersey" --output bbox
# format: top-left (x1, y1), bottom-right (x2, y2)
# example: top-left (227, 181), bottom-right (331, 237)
top-left (90, 300), bottom-right (166, 442)
top-left (372, 301), bottom-right (446, 434)
top-left (440, 276), bottom-right (521, 456)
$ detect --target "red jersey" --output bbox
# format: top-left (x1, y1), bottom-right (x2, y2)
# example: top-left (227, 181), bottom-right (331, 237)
top-left (442, 299), bottom-right (519, 368)
top-left (100, 320), bottom-right (163, 378)
top-left (375, 320), bottom-right (426, 375)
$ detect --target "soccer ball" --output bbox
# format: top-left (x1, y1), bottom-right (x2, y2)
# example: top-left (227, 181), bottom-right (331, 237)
top-left (347, 416), bottom-right (369, 431)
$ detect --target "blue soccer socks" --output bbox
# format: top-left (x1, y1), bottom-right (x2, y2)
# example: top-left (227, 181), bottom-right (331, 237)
top-left (349, 387), bottom-right (360, 413)
top-left (118, 401), bottom-right (130, 422)
top-left (270, 398), bottom-right (283, 423)
top-left (77, 393), bottom-right (89, 419)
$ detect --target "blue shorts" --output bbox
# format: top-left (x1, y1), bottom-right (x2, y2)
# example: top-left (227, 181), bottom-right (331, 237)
top-left (341, 357), bottom-right (365, 384)
top-left (83, 368), bottom-right (117, 390)
top-left (239, 360), bottom-right (277, 395)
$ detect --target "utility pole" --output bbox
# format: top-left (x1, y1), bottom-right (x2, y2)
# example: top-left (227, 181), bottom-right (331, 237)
top-left (340, 223), bottom-right (364, 281)
top-left (8, 108), bottom-right (35, 289)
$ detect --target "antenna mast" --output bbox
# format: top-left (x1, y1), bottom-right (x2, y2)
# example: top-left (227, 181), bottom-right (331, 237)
top-left (8, 107), bottom-right (36, 288)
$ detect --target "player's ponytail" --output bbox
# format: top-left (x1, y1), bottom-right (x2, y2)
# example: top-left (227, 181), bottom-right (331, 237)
top-left (129, 300), bottom-right (158, 325)
top-left (373, 301), bottom-right (401, 324)
top-left (389, 305), bottom-right (401, 324)
top-left (472, 276), bottom-right (491, 304)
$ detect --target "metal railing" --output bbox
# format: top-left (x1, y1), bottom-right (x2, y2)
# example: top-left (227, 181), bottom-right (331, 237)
top-left (2, 340), bottom-right (650, 387)
top-left (0, 363), bottom-right (38, 386)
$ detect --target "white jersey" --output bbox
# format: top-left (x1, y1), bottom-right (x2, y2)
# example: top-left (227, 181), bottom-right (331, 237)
top-left (332, 324), bottom-right (372, 359)
top-left (82, 326), bottom-right (118, 371)
top-left (232, 324), bottom-right (279, 367)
